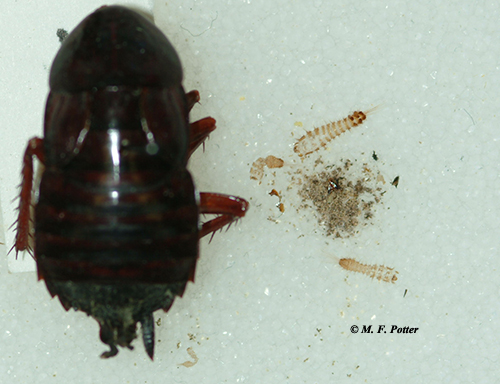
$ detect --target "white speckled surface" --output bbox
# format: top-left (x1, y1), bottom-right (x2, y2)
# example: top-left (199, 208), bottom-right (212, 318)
top-left (1, 0), bottom-right (499, 382)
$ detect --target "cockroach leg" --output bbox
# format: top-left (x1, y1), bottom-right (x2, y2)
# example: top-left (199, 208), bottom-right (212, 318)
top-left (15, 137), bottom-right (44, 257)
top-left (185, 90), bottom-right (200, 112)
top-left (141, 314), bottom-right (155, 360)
top-left (198, 193), bottom-right (249, 238)
top-left (188, 117), bottom-right (216, 158)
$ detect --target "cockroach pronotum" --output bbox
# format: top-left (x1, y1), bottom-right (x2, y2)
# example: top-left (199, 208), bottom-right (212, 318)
top-left (14, 6), bottom-right (248, 360)
top-left (293, 106), bottom-right (379, 157)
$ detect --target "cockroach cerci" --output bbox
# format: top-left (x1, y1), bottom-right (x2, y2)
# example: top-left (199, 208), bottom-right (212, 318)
top-left (14, 5), bottom-right (248, 359)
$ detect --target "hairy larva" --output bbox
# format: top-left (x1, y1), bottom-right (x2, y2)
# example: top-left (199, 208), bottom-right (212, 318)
top-left (294, 106), bottom-right (379, 157)
top-left (339, 258), bottom-right (398, 284)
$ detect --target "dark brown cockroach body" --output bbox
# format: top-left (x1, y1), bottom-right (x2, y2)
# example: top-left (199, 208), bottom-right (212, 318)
top-left (15, 6), bottom-right (248, 360)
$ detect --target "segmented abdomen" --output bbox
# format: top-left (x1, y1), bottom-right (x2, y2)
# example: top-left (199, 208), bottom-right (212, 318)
top-left (34, 169), bottom-right (199, 284)
top-left (294, 107), bottom-right (377, 157)
top-left (339, 258), bottom-right (398, 284)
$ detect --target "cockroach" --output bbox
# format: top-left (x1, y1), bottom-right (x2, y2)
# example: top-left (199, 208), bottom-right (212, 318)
top-left (293, 106), bottom-right (379, 157)
top-left (14, 6), bottom-right (248, 360)
top-left (327, 178), bottom-right (342, 194)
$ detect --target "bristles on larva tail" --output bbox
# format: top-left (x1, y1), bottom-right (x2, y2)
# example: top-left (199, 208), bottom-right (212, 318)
top-left (339, 258), bottom-right (398, 284)
top-left (293, 105), bottom-right (381, 157)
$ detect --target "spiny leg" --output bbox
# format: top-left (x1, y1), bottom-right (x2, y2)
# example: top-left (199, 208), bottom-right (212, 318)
top-left (188, 117), bottom-right (216, 158)
top-left (185, 90), bottom-right (200, 112)
top-left (185, 90), bottom-right (217, 158)
top-left (14, 137), bottom-right (44, 257)
top-left (199, 193), bottom-right (249, 238)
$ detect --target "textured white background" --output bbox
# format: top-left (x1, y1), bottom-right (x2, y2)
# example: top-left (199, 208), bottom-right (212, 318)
top-left (1, 0), bottom-right (499, 382)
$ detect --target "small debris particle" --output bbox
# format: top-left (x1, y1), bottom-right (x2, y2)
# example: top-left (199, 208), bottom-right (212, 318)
top-left (392, 176), bottom-right (400, 188)
top-left (298, 160), bottom-right (384, 237)
top-left (277, 203), bottom-right (285, 213)
top-left (269, 189), bottom-right (280, 198)
top-left (269, 189), bottom-right (285, 213)
top-left (178, 347), bottom-right (199, 368)
top-left (250, 158), bottom-right (266, 182)
top-left (265, 155), bottom-right (284, 169)
top-left (56, 28), bottom-right (68, 42)
top-left (250, 155), bottom-right (284, 183)
top-left (372, 151), bottom-right (378, 161)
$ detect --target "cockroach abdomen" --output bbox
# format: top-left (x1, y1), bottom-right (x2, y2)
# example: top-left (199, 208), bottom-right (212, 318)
top-left (45, 280), bottom-right (185, 359)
